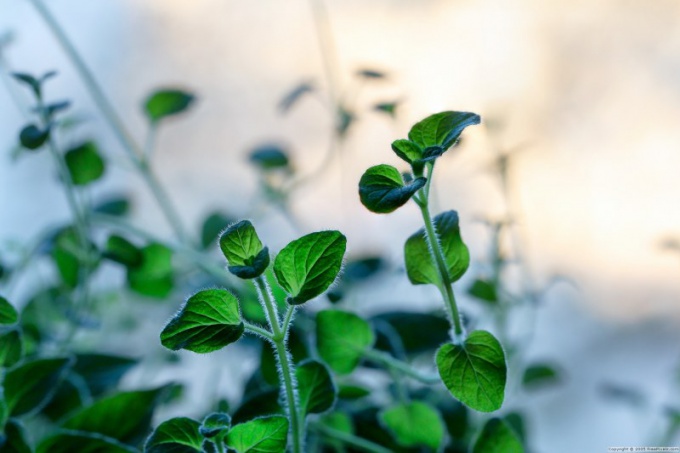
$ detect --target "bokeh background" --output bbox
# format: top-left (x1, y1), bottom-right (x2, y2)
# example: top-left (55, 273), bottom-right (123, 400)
top-left (2, 0), bottom-right (680, 451)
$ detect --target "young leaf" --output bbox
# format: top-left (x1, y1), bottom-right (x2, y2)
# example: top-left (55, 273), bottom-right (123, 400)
top-left (338, 384), bottom-right (371, 400)
top-left (522, 363), bottom-right (561, 389)
top-left (0, 329), bottom-right (23, 367)
top-left (249, 144), bottom-right (290, 171)
top-left (200, 412), bottom-right (231, 438)
top-left (391, 139), bottom-right (422, 165)
top-left (226, 415), bottom-right (289, 453)
top-left (468, 278), bottom-right (498, 304)
top-left (200, 211), bottom-right (234, 249)
top-left (93, 196), bottom-right (131, 217)
top-left (19, 124), bottom-right (49, 150)
top-left (374, 101), bottom-right (398, 117)
top-left (356, 69), bottom-right (386, 79)
top-left (273, 231), bottom-right (347, 305)
top-left (1, 419), bottom-right (32, 453)
top-left (405, 210), bottom-right (470, 285)
top-left (296, 359), bottom-right (336, 416)
top-left (104, 235), bottom-right (142, 268)
top-left (12, 72), bottom-right (41, 98)
top-left (278, 81), bottom-right (313, 113)
top-left (144, 89), bottom-right (195, 123)
top-left (316, 310), bottom-right (374, 375)
top-left (127, 243), bottom-right (174, 298)
top-left (359, 164), bottom-right (426, 214)
top-left (436, 330), bottom-right (506, 412)
top-left (38, 431), bottom-right (139, 453)
top-left (0, 296), bottom-right (18, 325)
top-left (4, 357), bottom-right (73, 417)
top-left (379, 402), bottom-right (444, 450)
top-left (161, 289), bottom-right (244, 353)
top-left (407, 111), bottom-right (481, 151)
top-left (64, 142), bottom-right (106, 186)
top-left (219, 220), bottom-right (270, 279)
top-left (472, 418), bottom-right (524, 453)
top-left (72, 353), bottom-right (138, 396)
top-left (145, 417), bottom-right (203, 453)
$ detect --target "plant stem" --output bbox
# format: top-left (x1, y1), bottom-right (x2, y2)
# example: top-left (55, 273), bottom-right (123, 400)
top-left (254, 277), bottom-right (303, 453)
top-left (243, 322), bottom-right (274, 340)
top-left (310, 423), bottom-right (391, 453)
top-left (362, 349), bottom-right (440, 385)
top-left (28, 0), bottom-right (191, 245)
top-left (282, 305), bottom-right (296, 333)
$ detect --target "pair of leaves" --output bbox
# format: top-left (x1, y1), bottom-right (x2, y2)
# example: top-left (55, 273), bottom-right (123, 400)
top-left (316, 310), bottom-right (374, 375)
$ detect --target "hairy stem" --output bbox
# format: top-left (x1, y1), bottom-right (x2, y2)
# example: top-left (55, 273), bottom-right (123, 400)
top-left (243, 322), bottom-right (274, 340)
top-left (362, 349), bottom-right (440, 385)
top-left (310, 423), bottom-right (391, 453)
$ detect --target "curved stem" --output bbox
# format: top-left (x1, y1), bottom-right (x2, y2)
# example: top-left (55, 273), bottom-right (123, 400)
top-left (362, 349), bottom-right (440, 385)
top-left (243, 322), bottom-right (274, 340)
top-left (310, 423), bottom-right (391, 453)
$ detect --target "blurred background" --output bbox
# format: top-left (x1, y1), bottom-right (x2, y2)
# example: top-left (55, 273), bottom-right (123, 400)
top-left (2, 0), bottom-right (680, 451)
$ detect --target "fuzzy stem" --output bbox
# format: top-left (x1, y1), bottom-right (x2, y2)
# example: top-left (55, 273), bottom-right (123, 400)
top-left (311, 423), bottom-right (391, 453)
top-left (254, 277), bottom-right (303, 453)
top-left (243, 322), bottom-right (274, 340)
top-left (362, 349), bottom-right (440, 385)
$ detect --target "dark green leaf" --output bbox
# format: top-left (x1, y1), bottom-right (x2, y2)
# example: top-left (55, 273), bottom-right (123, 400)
top-left (226, 416), bottom-right (289, 453)
top-left (5, 357), bottom-right (73, 417)
top-left (232, 390), bottom-right (282, 425)
top-left (296, 360), bottom-right (336, 416)
top-left (405, 210), bottom-right (470, 285)
top-left (372, 311), bottom-right (449, 354)
top-left (18, 125), bottom-right (49, 150)
top-left (40, 376), bottom-right (87, 422)
top-left (200, 212), bottom-right (234, 249)
top-left (144, 417), bottom-right (203, 453)
top-left (12, 72), bottom-right (41, 99)
top-left (219, 221), bottom-right (269, 280)
top-left (72, 354), bottom-right (138, 396)
top-left (37, 431), bottom-right (138, 453)
top-left (407, 111), bottom-right (480, 151)
top-left (336, 106), bottom-right (354, 138)
top-left (379, 402), bottom-right (444, 450)
top-left (436, 331), bottom-right (506, 412)
top-left (60, 387), bottom-right (169, 445)
top-left (359, 164), bottom-right (425, 214)
top-left (200, 412), bottom-right (231, 438)
top-left (104, 235), bottom-right (142, 268)
top-left (127, 243), bottom-right (174, 298)
top-left (64, 142), bottom-right (106, 186)
top-left (522, 363), bottom-right (561, 389)
top-left (278, 81), bottom-right (313, 113)
top-left (0, 329), bottom-right (23, 368)
top-left (92, 197), bottom-right (131, 217)
top-left (316, 310), bottom-right (374, 375)
top-left (357, 69), bottom-right (386, 79)
top-left (468, 279), bottom-right (498, 304)
top-left (472, 418), bottom-right (524, 453)
top-left (338, 384), bottom-right (370, 400)
top-left (0, 296), bottom-right (17, 325)
top-left (160, 289), bottom-right (244, 353)
top-left (374, 102), bottom-right (398, 117)
top-left (37, 100), bottom-right (71, 118)
top-left (249, 145), bottom-right (290, 171)
top-left (342, 256), bottom-right (384, 284)
top-left (504, 412), bottom-right (527, 443)
top-left (273, 231), bottom-right (347, 305)
top-left (144, 89), bottom-right (195, 123)
top-left (0, 419), bottom-right (31, 453)
top-left (391, 139), bottom-right (422, 165)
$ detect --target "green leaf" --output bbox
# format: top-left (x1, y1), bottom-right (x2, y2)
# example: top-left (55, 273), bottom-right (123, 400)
top-left (0, 419), bottom-right (31, 453)
top-left (50, 227), bottom-right (97, 289)
top-left (468, 278), bottom-right (498, 304)
top-left (200, 211), bottom-right (234, 249)
top-left (278, 81), bottom-right (313, 113)
top-left (104, 235), bottom-right (142, 268)
top-left (273, 231), bottom-right (347, 305)
top-left (64, 142), bottom-right (105, 186)
top-left (407, 111), bottom-right (480, 151)
top-left (12, 72), bottom-right (41, 99)
top-left (337, 384), bottom-right (370, 400)
top-left (372, 311), bottom-right (449, 355)
top-left (160, 289), bottom-right (244, 353)
top-left (0, 296), bottom-right (18, 325)
top-left (0, 329), bottom-right (23, 368)
top-left (144, 417), bottom-right (203, 453)
top-left (226, 416), bottom-right (289, 453)
top-left (522, 363), bottom-right (561, 389)
top-left (374, 101), bottom-right (398, 117)
top-left (405, 210), bottom-right (470, 285)
top-left (18, 124), bottom-right (49, 150)
top-left (127, 243), bottom-right (174, 298)
top-left (319, 412), bottom-right (354, 450)
top-left (358, 164), bottom-right (425, 214)
top-left (144, 89), bottom-right (195, 123)
top-left (72, 354), bottom-right (138, 396)
top-left (436, 330), bottom-right (507, 412)
top-left (60, 387), bottom-right (169, 445)
top-left (296, 360), bottom-right (336, 416)
top-left (200, 412), bottom-right (231, 438)
top-left (37, 431), bottom-right (138, 453)
top-left (316, 310), bottom-right (374, 375)
top-left (4, 357), bottom-right (73, 417)
top-left (472, 418), bottom-right (524, 453)
top-left (219, 221), bottom-right (270, 280)
top-left (232, 390), bottom-right (282, 425)
top-left (391, 139), bottom-right (422, 165)
top-left (249, 145), bottom-right (290, 170)
top-left (379, 402), bottom-right (444, 450)
top-left (92, 196), bottom-right (131, 217)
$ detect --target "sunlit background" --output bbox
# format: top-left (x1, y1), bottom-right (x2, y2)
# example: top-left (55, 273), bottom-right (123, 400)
top-left (2, 0), bottom-right (680, 451)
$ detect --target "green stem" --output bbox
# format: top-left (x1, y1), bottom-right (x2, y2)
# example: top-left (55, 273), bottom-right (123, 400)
top-left (28, 0), bottom-right (191, 245)
top-left (254, 277), bottom-right (303, 453)
top-left (362, 349), bottom-right (440, 385)
top-left (243, 322), bottom-right (274, 340)
top-left (310, 423), bottom-right (391, 453)
top-left (282, 305), bottom-right (296, 334)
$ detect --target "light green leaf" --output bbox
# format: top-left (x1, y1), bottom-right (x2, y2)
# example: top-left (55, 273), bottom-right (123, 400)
top-left (379, 402), bottom-right (444, 451)
top-left (316, 310), bottom-right (374, 375)
top-left (0, 296), bottom-right (18, 325)
top-left (127, 243), bottom-right (174, 298)
top-left (161, 289), bottom-right (244, 353)
top-left (226, 415), bottom-right (289, 453)
top-left (468, 278), bottom-right (498, 304)
top-left (64, 142), bottom-right (106, 186)
top-left (144, 417), bottom-right (203, 453)
top-left (472, 418), bottom-right (524, 453)
top-left (38, 430), bottom-right (138, 453)
top-left (4, 357), bottom-right (72, 417)
top-left (358, 164), bottom-right (425, 214)
top-left (219, 221), bottom-right (269, 279)
top-left (522, 363), bottom-right (561, 389)
top-left (200, 412), bottom-right (231, 438)
top-left (0, 329), bottom-right (23, 367)
top-left (144, 89), bottom-right (195, 123)
top-left (0, 419), bottom-right (32, 453)
top-left (296, 360), bottom-right (336, 416)
top-left (391, 139), bottom-right (422, 165)
top-left (407, 111), bottom-right (480, 151)
top-left (436, 330), bottom-right (506, 412)
top-left (405, 210), bottom-right (470, 285)
top-left (273, 231), bottom-right (346, 305)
